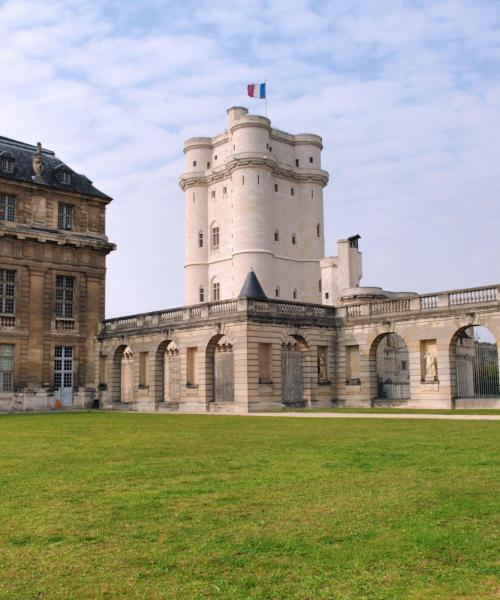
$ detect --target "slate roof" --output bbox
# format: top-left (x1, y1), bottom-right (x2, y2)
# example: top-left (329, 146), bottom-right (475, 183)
top-left (239, 270), bottom-right (267, 300)
top-left (0, 136), bottom-right (111, 201)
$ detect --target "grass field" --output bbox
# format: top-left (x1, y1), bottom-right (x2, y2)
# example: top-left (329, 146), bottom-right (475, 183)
top-left (0, 413), bottom-right (498, 599)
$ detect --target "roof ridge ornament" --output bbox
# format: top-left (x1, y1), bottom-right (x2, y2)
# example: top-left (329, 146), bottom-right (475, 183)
top-left (32, 142), bottom-right (44, 182)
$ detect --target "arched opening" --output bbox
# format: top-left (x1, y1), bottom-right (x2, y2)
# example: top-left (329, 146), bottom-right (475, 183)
top-left (370, 333), bottom-right (410, 402)
top-left (451, 325), bottom-right (499, 401)
top-left (206, 334), bottom-right (234, 404)
top-left (281, 335), bottom-right (309, 407)
top-left (154, 340), bottom-right (176, 404)
top-left (112, 345), bottom-right (134, 403)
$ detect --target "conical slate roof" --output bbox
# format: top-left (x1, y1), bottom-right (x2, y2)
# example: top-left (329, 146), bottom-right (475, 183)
top-left (238, 270), bottom-right (267, 299)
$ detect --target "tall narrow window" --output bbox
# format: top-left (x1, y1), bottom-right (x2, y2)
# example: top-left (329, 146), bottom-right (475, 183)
top-left (292, 233), bottom-right (296, 245)
top-left (223, 186), bottom-right (227, 195)
top-left (309, 156), bottom-right (314, 163)
top-left (212, 226), bottom-right (220, 250)
top-left (199, 286), bottom-right (205, 303)
top-left (192, 160), bottom-right (197, 167)
top-left (274, 183), bottom-right (278, 192)
top-left (207, 162), bottom-right (210, 169)
top-left (317, 223), bottom-right (321, 238)
top-left (0, 344), bottom-right (14, 392)
top-left (187, 347), bottom-right (198, 386)
top-left (295, 159), bottom-right (299, 167)
top-left (198, 231), bottom-right (204, 248)
top-left (212, 281), bottom-right (220, 301)
top-left (58, 203), bottom-right (74, 231)
top-left (319, 279), bottom-right (322, 293)
top-left (55, 275), bottom-right (75, 319)
top-left (275, 287), bottom-right (280, 298)
top-left (274, 230), bottom-right (279, 242)
top-left (211, 190), bottom-right (215, 199)
top-left (0, 194), bottom-right (16, 222)
top-left (258, 343), bottom-right (272, 383)
top-left (257, 175), bottom-right (260, 184)
top-left (291, 188), bottom-right (295, 196)
top-left (311, 189), bottom-right (314, 198)
top-left (0, 270), bottom-right (15, 314)
top-left (293, 289), bottom-right (297, 299)
top-left (242, 175), bottom-right (245, 185)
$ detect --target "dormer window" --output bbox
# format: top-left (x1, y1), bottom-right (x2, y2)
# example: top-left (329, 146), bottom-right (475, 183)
top-left (58, 170), bottom-right (71, 185)
top-left (0, 157), bottom-right (14, 174)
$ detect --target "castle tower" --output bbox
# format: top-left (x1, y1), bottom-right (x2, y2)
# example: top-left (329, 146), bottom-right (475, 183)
top-left (179, 106), bottom-right (329, 304)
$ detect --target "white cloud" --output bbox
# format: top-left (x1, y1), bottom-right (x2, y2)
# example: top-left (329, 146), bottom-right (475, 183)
top-left (1, 0), bottom-right (499, 315)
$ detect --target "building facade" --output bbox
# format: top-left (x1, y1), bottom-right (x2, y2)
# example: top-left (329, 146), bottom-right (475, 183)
top-left (0, 136), bottom-right (114, 410)
top-left (95, 107), bottom-right (500, 412)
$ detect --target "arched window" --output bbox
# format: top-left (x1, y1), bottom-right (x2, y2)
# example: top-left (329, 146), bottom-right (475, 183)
top-left (198, 231), bottom-right (204, 248)
top-left (212, 281), bottom-right (220, 301)
top-left (199, 286), bottom-right (205, 303)
top-left (211, 225), bottom-right (220, 250)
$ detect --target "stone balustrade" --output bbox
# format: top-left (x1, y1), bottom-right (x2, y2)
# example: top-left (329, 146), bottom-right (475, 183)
top-left (100, 284), bottom-right (500, 336)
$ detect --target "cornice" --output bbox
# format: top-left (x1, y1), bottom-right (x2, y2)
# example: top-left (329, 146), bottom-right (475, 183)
top-left (179, 155), bottom-right (329, 190)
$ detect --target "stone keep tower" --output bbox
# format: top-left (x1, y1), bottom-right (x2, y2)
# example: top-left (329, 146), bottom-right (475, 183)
top-left (180, 106), bottom-right (329, 305)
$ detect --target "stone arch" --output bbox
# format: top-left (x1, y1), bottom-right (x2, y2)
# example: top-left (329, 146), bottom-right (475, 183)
top-left (449, 325), bottom-right (499, 403)
top-left (369, 332), bottom-right (410, 403)
top-left (112, 344), bottom-right (134, 403)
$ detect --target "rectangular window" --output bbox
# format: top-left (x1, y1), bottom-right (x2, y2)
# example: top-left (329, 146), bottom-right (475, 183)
top-left (0, 193), bottom-right (16, 222)
top-left (0, 344), bottom-right (14, 392)
top-left (0, 270), bottom-right (15, 314)
top-left (213, 282), bottom-right (220, 301)
top-left (139, 352), bottom-right (149, 386)
top-left (55, 275), bottom-right (75, 318)
top-left (295, 159), bottom-right (299, 167)
top-left (187, 347), bottom-right (198, 386)
top-left (58, 170), bottom-right (71, 184)
top-left (258, 343), bottom-right (272, 383)
top-left (192, 160), bottom-right (197, 167)
top-left (309, 156), bottom-right (314, 163)
top-left (199, 287), bottom-right (205, 302)
top-left (346, 345), bottom-right (360, 383)
top-left (274, 183), bottom-right (278, 192)
top-left (198, 231), bottom-right (204, 248)
top-left (58, 203), bottom-right (74, 230)
top-left (291, 188), bottom-right (295, 196)
top-left (212, 226), bottom-right (219, 250)
top-left (1, 158), bottom-right (14, 174)
top-left (99, 355), bottom-right (107, 385)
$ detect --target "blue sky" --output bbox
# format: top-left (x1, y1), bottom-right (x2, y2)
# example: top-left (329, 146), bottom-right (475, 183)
top-left (1, 0), bottom-right (499, 316)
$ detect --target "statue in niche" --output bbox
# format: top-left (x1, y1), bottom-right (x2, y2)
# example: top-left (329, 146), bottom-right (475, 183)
top-left (32, 142), bottom-right (44, 180)
top-left (318, 355), bottom-right (327, 380)
top-left (424, 351), bottom-right (437, 379)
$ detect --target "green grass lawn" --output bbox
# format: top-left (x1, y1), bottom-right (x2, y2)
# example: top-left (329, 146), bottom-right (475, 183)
top-left (0, 414), bottom-right (498, 599)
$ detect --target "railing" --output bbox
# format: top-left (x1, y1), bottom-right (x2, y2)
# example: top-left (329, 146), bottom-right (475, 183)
top-left (344, 284), bottom-right (499, 320)
top-left (370, 298), bottom-right (411, 315)
top-left (0, 315), bottom-right (15, 328)
top-left (101, 296), bottom-right (337, 335)
top-left (420, 295), bottom-right (438, 310)
top-left (448, 286), bottom-right (497, 306)
top-left (55, 318), bottom-right (75, 331)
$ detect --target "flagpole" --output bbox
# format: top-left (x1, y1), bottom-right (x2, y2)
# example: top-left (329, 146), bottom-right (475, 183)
top-left (264, 80), bottom-right (268, 118)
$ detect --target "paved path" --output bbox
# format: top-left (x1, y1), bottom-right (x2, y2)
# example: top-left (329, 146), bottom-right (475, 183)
top-left (179, 411), bottom-right (500, 421)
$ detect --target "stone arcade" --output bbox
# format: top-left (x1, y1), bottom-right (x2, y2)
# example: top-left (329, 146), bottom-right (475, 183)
top-left (96, 107), bottom-right (500, 412)
top-left (1, 108), bottom-right (499, 411)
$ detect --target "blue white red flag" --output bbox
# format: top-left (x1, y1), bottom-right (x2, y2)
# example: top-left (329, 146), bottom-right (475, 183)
top-left (247, 83), bottom-right (266, 99)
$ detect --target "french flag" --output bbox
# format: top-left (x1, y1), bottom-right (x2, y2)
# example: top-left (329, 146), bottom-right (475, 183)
top-left (247, 83), bottom-right (266, 99)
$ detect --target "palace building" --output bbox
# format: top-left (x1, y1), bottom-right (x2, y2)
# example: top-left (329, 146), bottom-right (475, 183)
top-left (0, 136), bottom-right (115, 410)
top-left (2, 107), bottom-right (499, 412)
top-left (95, 107), bottom-right (500, 412)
